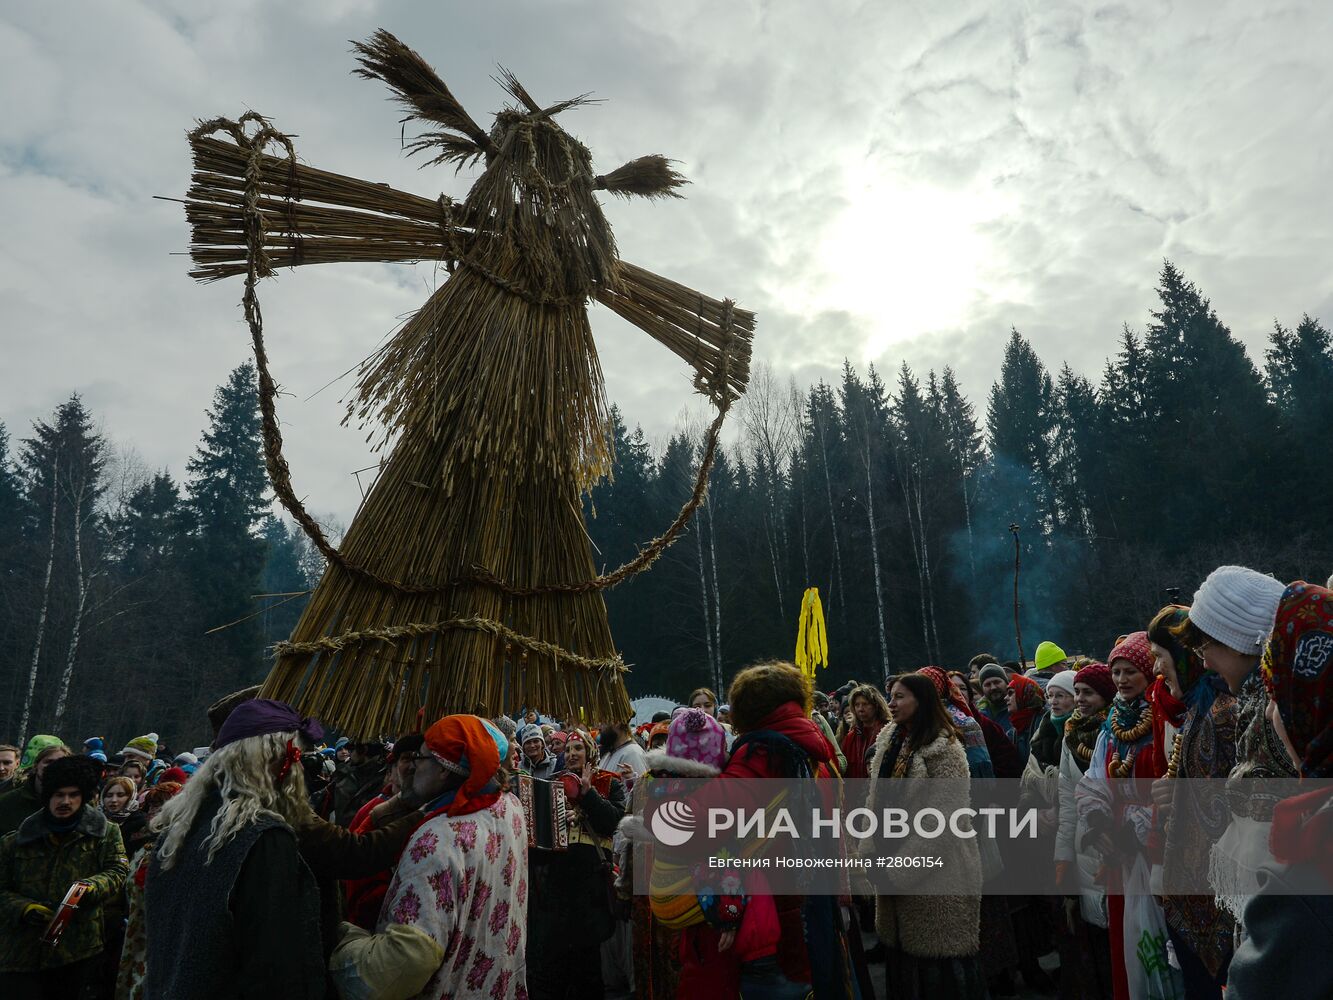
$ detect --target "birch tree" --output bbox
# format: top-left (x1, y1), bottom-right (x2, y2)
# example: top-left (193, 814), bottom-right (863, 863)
top-left (18, 451), bottom-right (58, 744)
top-left (840, 363), bottom-right (890, 682)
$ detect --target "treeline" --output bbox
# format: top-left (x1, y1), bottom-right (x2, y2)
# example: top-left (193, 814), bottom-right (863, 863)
top-left (587, 261), bottom-right (1333, 697)
top-left (5, 262), bottom-right (1332, 745)
top-left (0, 365), bottom-right (318, 747)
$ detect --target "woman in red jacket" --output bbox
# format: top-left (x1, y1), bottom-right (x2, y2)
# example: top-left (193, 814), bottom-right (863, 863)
top-left (838, 683), bottom-right (889, 780)
top-left (678, 661), bottom-right (857, 1000)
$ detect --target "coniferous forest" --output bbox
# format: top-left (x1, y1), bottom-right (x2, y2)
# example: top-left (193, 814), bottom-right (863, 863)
top-left (4, 262), bottom-right (1332, 745)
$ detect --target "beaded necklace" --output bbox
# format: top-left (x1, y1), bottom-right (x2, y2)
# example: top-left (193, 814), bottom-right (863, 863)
top-left (1109, 698), bottom-right (1153, 743)
top-left (1064, 709), bottom-right (1106, 765)
top-left (1108, 697), bottom-right (1153, 778)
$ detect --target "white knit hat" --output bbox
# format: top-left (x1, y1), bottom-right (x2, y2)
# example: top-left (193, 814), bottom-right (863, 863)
top-left (1046, 669), bottom-right (1078, 698)
top-left (1189, 565), bottom-right (1285, 655)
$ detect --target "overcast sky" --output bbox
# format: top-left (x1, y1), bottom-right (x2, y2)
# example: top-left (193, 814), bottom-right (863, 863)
top-left (4, 0), bottom-right (1332, 523)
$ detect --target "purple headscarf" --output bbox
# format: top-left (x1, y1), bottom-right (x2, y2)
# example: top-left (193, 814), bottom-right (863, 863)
top-left (214, 698), bottom-right (323, 750)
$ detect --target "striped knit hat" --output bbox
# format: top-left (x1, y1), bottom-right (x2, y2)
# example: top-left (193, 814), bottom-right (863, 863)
top-left (120, 735), bottom-right (157, 762)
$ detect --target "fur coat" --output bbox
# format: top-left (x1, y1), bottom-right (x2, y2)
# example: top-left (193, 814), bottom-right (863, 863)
top-left (865, 722), bottom-right (982, 959)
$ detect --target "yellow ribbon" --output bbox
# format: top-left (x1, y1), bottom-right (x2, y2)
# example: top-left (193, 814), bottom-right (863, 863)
top-left (794, 587), bottom-right (828, 677)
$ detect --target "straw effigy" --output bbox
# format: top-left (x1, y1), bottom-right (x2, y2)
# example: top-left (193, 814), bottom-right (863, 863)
top-left (175, 31), bottom-right (755, 735)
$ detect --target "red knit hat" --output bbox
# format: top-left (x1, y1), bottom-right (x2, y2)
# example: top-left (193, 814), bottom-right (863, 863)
top-left (1073, 661), bottom-right (1116, 703)
top-left (160, 766), bottom-right (191, 786)
top-left (1108, 631), bottom-right (1155, 678)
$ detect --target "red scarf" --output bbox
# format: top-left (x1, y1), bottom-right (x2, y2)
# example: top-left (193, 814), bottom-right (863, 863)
top-left (1146, 676), bottom-right (1188, 775)
top-left (1270, 785), bottom-right (1333, 884)
top-left (1007, 674), bottom-right (1045, 736)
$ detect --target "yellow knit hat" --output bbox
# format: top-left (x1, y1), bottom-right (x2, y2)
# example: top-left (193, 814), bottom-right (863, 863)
top-left (1034, 641), bottom-right (1068, 673)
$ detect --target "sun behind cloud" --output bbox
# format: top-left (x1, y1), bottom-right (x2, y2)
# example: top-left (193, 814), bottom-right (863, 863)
top-left (791, 157), bottom-right (1020, 359)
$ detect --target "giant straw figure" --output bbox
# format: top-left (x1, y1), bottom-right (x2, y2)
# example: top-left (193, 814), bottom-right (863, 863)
top-left (178, 31), bottom-right (754, 734)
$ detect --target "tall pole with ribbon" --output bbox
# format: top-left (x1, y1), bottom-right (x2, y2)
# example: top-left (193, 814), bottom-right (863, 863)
top-left (1009, 524), bottom-right (1026, 667)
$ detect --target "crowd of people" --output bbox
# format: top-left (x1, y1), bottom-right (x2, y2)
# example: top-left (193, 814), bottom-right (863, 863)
top-left (0, 563), bottom-right (1329, 999)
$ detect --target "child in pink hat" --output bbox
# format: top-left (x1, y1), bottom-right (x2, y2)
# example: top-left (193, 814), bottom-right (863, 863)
top-left (663, 707), bottom-right (728, 773)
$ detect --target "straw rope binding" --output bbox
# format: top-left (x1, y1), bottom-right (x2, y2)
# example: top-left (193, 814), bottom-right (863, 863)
top-left (273, 616), bottom-right (627, 675)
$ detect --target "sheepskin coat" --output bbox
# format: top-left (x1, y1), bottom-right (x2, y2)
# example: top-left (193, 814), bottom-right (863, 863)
top-left (865, 722), bottom-right (982, 959)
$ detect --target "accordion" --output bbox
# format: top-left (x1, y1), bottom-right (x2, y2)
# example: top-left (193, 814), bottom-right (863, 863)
top-left (517, 774), bottom-right (569, 851)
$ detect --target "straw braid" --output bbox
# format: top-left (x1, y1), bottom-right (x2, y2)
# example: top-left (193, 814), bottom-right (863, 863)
top-left (193, 115), bottom-right (733, 600)
top-left (272, 616), bottom-right (627, 675)
top-left (435, 193), bottom-right (584, 308)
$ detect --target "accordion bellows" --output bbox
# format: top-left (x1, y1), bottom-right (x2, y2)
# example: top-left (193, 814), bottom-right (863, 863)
top-left (517, 774), bottom-right (569, 851)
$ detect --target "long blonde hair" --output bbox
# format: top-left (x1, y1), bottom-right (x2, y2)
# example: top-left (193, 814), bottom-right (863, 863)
top-left (153, 731), bottom-right (313, 870)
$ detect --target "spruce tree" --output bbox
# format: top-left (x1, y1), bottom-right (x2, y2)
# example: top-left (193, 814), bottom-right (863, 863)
top-left (841, 362), bottom-right (892, 679)
top-left (0, 422), bottom-right (22, 552)
top-left (891, 365), bottom-right (948, 662)
top-left (185, 362), bottom-right (270, 688)
top-left (801, 382), bottom-right (850, 629)
top-left (935, 368), bottom-right (984, 588)
top-left (0, 423), bottom-right (29, 731)
top-left (258, 517), bottom-right (312, 648)
top-left (986, 328), bottom-right (1058, 527)
top-left (590, 406), bottom-right (665, 695)
top-left (1051, 364), bottom-right (1097, 537)
top-left (1144, 262), bottom-right (1278, 549)
top-left (113, 472), bottom-right (191, 578)
top-left (1267, 315), bottom-right (1333, 423)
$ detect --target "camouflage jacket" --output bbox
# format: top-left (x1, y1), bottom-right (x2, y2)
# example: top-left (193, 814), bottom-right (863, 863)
top-left (0, 806), bottom-right (129, 971)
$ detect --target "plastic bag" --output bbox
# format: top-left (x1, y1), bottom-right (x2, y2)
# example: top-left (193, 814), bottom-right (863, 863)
top-left (1120, 855), bottom-right (1185, 1000)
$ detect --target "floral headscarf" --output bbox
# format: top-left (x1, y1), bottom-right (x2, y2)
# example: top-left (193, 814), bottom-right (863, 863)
top-left (1006, 674), bottom-right (1046, 735)
top-left (1262, 582), bottom-right (1333, 778)
top-left (919, 667), bottom-right (972, 717)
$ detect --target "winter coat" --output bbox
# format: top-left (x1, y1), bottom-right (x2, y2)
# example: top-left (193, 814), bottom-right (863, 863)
top-left (0, 806), bottom-right (129, 971)
top-left (1053, 740), bottom-right (1107, 928)
top-left (976, 712), bottom-right (1022, 778)
top-left (0, 779), bottom-right (41, 837)
top-left (979, 699), bottom-right (1014, 742)
top-left (1227, 862), bottom-right (1333, 999)
top-left (625, 749), bottom-right (785, 1000)
top-left (702, 702), bottom-right (840, 992)
top-left (866, 723), bottom-right (982, 959)
top-left (519, 752), bottom-right (563, 781)
top-left (296, 806), bottom-right (422, 957)
top-left (1227, 791), bottom-right (1333, 999)
top-left (527, 772), bottom-right (626, 965)
top-left (330, 759), bottom-right (387, 826)
top-left (145, 799), bottom-right (324, 1000)
top-left (839, 720), bottom-right (883, 779)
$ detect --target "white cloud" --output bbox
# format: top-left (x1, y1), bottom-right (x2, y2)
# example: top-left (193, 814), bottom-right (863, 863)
top-left (3, 0), bottom-right (1333, 521)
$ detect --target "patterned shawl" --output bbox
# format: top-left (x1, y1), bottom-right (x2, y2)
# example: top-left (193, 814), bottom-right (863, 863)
top-left (1261, 581), bottom-right (1333, 778)
top-left (1006, 674), bottom-right (1046, 736)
